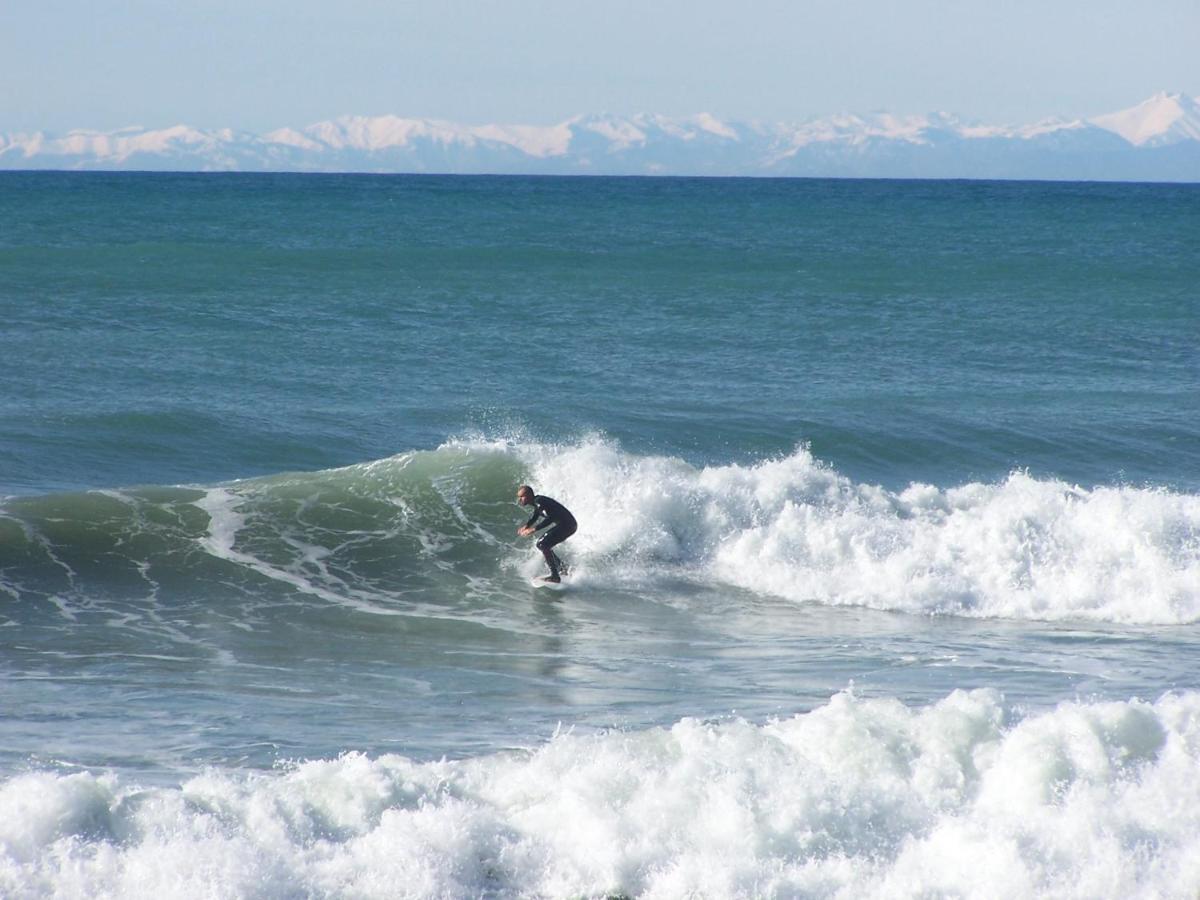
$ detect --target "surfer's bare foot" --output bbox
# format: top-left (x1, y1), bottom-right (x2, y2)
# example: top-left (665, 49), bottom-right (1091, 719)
top-left (541, 575), bottom-right (561, 583)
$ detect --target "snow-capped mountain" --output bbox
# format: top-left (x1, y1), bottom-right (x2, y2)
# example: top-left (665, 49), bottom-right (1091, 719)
top-left (1089, 92), bottom-right (1200, 147)
top-left (2, 94), bottom-right (1198, 180)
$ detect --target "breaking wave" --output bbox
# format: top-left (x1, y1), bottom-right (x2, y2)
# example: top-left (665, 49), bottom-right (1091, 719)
top-left (1, 436), bottom-right (1197, 625)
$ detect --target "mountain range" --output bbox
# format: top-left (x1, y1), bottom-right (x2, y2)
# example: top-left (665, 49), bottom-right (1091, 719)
top-left (3, 92), bottom-right (1198, 181)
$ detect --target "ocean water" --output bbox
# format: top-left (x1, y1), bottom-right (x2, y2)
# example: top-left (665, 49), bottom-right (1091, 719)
top-left (1, 172), bottom-right (1199, 898)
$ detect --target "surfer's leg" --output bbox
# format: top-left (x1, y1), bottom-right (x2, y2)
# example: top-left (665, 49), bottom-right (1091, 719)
top-left (536, 524), bottom-right (574, 580)
top-left (541, 547), bottom-right (562, 580)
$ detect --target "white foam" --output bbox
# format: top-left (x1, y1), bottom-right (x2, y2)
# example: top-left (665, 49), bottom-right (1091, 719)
top-left (506, 438), bottom-right (1200, 625)
top-left (3, 690), bottom-right (1197, 898)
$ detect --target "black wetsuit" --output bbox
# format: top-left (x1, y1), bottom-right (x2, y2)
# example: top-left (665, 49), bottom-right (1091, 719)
top-left (524, 495), bottom-right (577, 578)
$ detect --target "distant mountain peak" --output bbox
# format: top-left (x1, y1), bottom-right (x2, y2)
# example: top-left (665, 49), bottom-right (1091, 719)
top-left (2, 94), bottom-right (1197, 180)
top-left (1090, 92), bottom-right (1200, 146)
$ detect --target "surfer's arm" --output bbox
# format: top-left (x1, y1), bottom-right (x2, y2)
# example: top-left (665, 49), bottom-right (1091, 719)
top-left (526, 499), bottom-right (561, 531)
top-left (520, 506), bottom-right (549, 535)
top-left (531, 506), bottom-right (562, 531)
top-left (529, 497), bottom-right (570, 531)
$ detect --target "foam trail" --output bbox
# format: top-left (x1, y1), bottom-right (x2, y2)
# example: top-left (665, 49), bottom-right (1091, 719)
top-left (2, 690), bottom-right (1197, 899)
top-left (194, 487), bottom-right (404, 616)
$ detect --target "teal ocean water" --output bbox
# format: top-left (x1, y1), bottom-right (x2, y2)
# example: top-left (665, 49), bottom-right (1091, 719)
top-left (1, 172), bottom-right (1199, 898)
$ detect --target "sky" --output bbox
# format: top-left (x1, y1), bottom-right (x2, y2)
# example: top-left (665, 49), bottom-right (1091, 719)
top-left (2, 0), bottom-right (1197, 133)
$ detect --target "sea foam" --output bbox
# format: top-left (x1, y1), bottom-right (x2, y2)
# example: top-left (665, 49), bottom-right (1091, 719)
top-left (2, 690), bottom-right (1197, 899)
top-left (512, 437), bottom-right (1200, 624)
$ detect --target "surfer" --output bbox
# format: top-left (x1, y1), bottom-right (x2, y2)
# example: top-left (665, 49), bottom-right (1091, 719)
top-left (516, 485), bottom-right (577, 582)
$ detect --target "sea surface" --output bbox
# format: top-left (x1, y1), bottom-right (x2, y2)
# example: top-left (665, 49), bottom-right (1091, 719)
top-left (1, 172), bottom-right (1198, 898)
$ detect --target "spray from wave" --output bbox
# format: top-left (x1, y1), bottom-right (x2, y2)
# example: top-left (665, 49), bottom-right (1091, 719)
top-left (2, 436), bottom-right (1197, 625)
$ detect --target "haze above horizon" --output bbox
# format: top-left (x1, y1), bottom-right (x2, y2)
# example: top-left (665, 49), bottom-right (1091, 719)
top-left (2, 0), bottom-right (1197, 134)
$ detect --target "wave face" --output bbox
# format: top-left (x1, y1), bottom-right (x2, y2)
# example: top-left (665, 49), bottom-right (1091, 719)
top-left (2, 437), bottom-right (1198, 627)
top-left (2, 690), bottom-right (1197, 899)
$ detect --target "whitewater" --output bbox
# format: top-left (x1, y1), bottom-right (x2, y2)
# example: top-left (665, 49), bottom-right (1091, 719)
top-left (4, 690), bottom-right (1199, 898)
top-left (1, 172), bottom-right (1197, 898)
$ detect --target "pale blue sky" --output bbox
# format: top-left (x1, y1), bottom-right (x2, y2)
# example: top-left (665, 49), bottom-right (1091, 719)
top-left (3, 0), bottom-right (1197, 132)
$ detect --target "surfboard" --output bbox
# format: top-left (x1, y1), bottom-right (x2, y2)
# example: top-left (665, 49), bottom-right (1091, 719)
top-left (531, 577), bottom-right (566, 589)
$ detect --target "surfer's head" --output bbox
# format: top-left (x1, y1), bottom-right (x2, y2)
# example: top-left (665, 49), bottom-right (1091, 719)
top-left (516, 485), bottom-right (535, 506)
